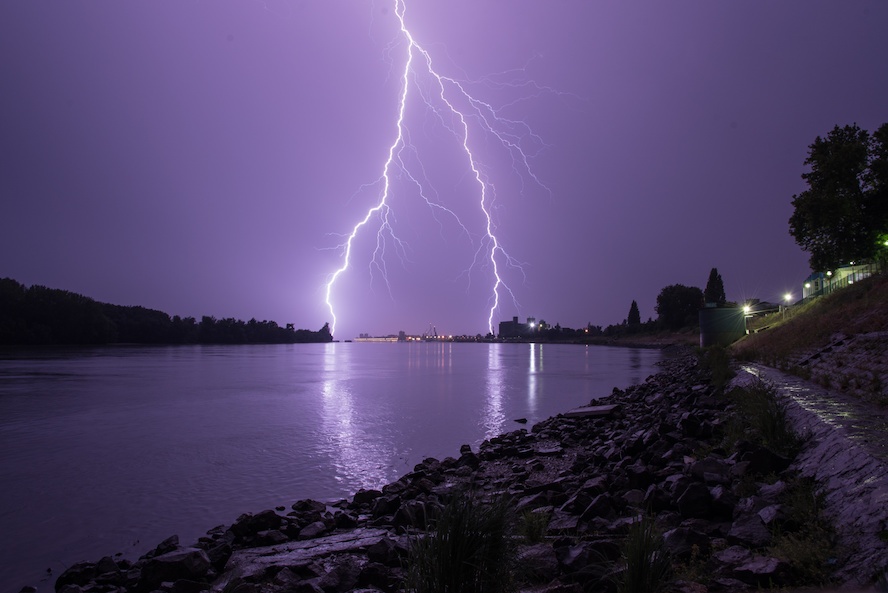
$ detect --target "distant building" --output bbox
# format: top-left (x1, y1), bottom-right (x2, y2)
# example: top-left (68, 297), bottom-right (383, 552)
top-left (498, 316), bottom-right (536, 339)
top-left (802, 262), bottom-right (878, 299)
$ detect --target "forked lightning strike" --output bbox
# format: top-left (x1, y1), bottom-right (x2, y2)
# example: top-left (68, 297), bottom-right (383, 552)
top-left (324, 0), bottom-right (549, 337)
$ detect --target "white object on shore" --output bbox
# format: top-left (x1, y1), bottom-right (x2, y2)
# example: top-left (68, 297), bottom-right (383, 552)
top-left (563, 404), bottom-right (619, 418)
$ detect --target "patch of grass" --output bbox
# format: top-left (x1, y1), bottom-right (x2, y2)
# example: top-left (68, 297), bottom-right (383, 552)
top-left (617, 515), bottom-right (672, 593)
top-left (518, 508), bottom-right (550, 543)
top-left (673, 544), bottom-right (708, 585)
top-left (876, 569), bottom-right (888, 592)
top-left (697, 345), bottom-right (735, 392)
top-left (769, 477), bottom-right (837, 586)
top-left (405, 492), bottom-right (516, 593)
top-left (723, 380), bottom-right (802, 458)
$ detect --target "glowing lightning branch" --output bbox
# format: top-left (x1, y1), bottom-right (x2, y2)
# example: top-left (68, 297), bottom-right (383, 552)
top-left (325, 0), bottom-right (550, 336)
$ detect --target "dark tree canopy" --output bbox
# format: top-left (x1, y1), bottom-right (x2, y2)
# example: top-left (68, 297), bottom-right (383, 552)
top-left (703, 268), bottom-right (726, 306)
top-left (656, 284), bottom-right (703, 330)
top-left (627, 300), bottom-right (641, 326)
top-left (0, 277), bottom-right (333, 346)
top-left (789, 123), bottom-right (888, 271)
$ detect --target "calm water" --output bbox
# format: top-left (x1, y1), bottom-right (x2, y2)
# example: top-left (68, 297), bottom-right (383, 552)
top-left (0, 342), bottom-right (661, 590)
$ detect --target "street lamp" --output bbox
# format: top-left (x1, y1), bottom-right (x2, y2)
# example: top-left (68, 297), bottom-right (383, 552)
top-left (783, 293), bottom-right (792, 320)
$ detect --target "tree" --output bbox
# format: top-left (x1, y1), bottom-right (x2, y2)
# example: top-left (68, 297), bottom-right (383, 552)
top-left (703, 268), bottom-right (726, 306)
top-left (627, 300), bottom-right (641, 326)
top-left (656, 284), bottom-right (703, 330)
top-left (789, 123), bottom-right (888, 271)
top-left (867, 123), bottom-right (888, 262)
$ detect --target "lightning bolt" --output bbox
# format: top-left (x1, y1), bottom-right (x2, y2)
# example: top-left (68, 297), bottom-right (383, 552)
top-left (324, 0), bottom-right (550, 337)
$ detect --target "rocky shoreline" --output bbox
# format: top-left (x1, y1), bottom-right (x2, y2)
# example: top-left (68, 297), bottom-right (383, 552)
top-left (47, 352), bottom-right (887, 593)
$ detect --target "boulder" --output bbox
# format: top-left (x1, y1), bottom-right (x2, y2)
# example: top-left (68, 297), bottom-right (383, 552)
top-left (518, 543), bottom-right (560, 582)
top-left (663, 527), bottom-right (711, 560)
top-left (728, 513), bottom-right (771, 548)
top-left (676, 482), bottom-right (712, 518)
top-left (231, 510), bottom-right (283, 538)
top-left (317, 556), bottom-right (361, 592)
top-left (54, 562), bottom-right (96, 591)
top-left (139, 547), bottom-right (211, 587)
top-left (733, 555), bottom-right (791, 587)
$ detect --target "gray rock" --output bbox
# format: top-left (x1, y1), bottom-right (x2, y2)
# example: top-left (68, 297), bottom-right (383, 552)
top-left (728, 513), bottom-right (771, 547)
top-left (676, 482), bottom-right (712, 518)
top-left (231, 510), bottom-right (283, 538)
top-left (139, 547), bottom-right (211, 587)
top-left (366, 536), bottom-right (405, 566)
top-left (54, 562), bottom-right (97, 591)
top-left (518, 543), bottom-right (559, 582)
top-left (733, 555), bottom-right (791, 587)
top-left (299, 521), bottom-right (329, 540)
top-left (352, 488), bottom-right (382, 506)
top-left (580, 493), bottom-right (617, 521)
top-left (663, 527), bottom-right (710, 560)
top-left (94, 555), bottom-right (119, 576)
top-left (292, 499), bottom-right (328, 514)
top-left (317, 556), bottom-right (361, 592)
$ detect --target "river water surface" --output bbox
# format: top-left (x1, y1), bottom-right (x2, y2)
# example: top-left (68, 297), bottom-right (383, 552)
top-left (0, 342), bottom-right (661, 590)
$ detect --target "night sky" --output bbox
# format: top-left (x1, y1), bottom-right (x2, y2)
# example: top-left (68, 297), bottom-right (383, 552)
top-left (2, 1), bottom-right (886, 339)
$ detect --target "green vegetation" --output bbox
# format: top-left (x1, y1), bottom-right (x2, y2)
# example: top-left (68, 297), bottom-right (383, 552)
top-left (627, 300), bottom-right (641, 327)
top-left (0, 277), bottom-right (332, 346)
top-left (721, 380), bottom-right (802, 458)
top-left (704, 267), bottom-right (726, 306)
top-left (405, 493), bottom-right (515, 593)
top-left (655, 284), bottom-right (704, 331)
top-left (789, 122), bottom-right (888, 272)
top-left (517, 508), bottom-right (550, 543)
top-left (769, 476), bottom-right (837, 586)
top-left (697, 345), bottom-right (734, 392)
top-left (617, 515), bottom-right (672, 593)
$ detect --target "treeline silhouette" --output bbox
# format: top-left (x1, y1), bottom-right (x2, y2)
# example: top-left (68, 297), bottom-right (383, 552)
top-left (0, 278), bottom-right (333, 346)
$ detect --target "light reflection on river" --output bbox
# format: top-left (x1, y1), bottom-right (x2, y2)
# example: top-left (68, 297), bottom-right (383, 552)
top-left (0, 342), bottom-right (661, 590)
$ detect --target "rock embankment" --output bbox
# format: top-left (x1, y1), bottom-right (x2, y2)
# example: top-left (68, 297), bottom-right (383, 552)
top-left (51, 353), bottom-right (888, 593)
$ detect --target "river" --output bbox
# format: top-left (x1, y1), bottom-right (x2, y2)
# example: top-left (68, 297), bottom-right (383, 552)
top-left (0, 342), bottom-right (661, 590)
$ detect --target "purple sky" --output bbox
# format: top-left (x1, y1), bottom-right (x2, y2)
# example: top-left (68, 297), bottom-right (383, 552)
top-left (2, 1), bottom-right (887, 339)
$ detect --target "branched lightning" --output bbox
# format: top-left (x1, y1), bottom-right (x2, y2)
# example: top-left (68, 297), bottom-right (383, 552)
top-left (325, 0), bottom-right (550, 337)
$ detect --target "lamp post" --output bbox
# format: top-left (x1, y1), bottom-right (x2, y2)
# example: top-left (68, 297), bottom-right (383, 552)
top-left (783, 293), bottom-right (792, 320)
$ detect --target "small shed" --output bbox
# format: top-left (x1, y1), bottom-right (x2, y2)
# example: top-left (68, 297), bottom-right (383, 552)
top-left (699, 306), bottom-right (746, 347)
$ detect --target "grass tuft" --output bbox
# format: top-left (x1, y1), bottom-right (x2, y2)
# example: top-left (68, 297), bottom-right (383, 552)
top-left (518, 508), bottom-right (550, 543)
top-left (769, 476), bottom-right (837, 586)
top-left (722, 380), bottom-right (802, 458)
top-left (617, 515), bottom-right (672, 593)
top-left (697, 345), bottom-right (735, 392)
top-left (405, 492), bottom-right (515, 593)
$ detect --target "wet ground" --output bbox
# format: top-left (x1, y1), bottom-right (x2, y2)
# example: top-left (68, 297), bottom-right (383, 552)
top-left (735, 364), bottom-right (888, 588)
